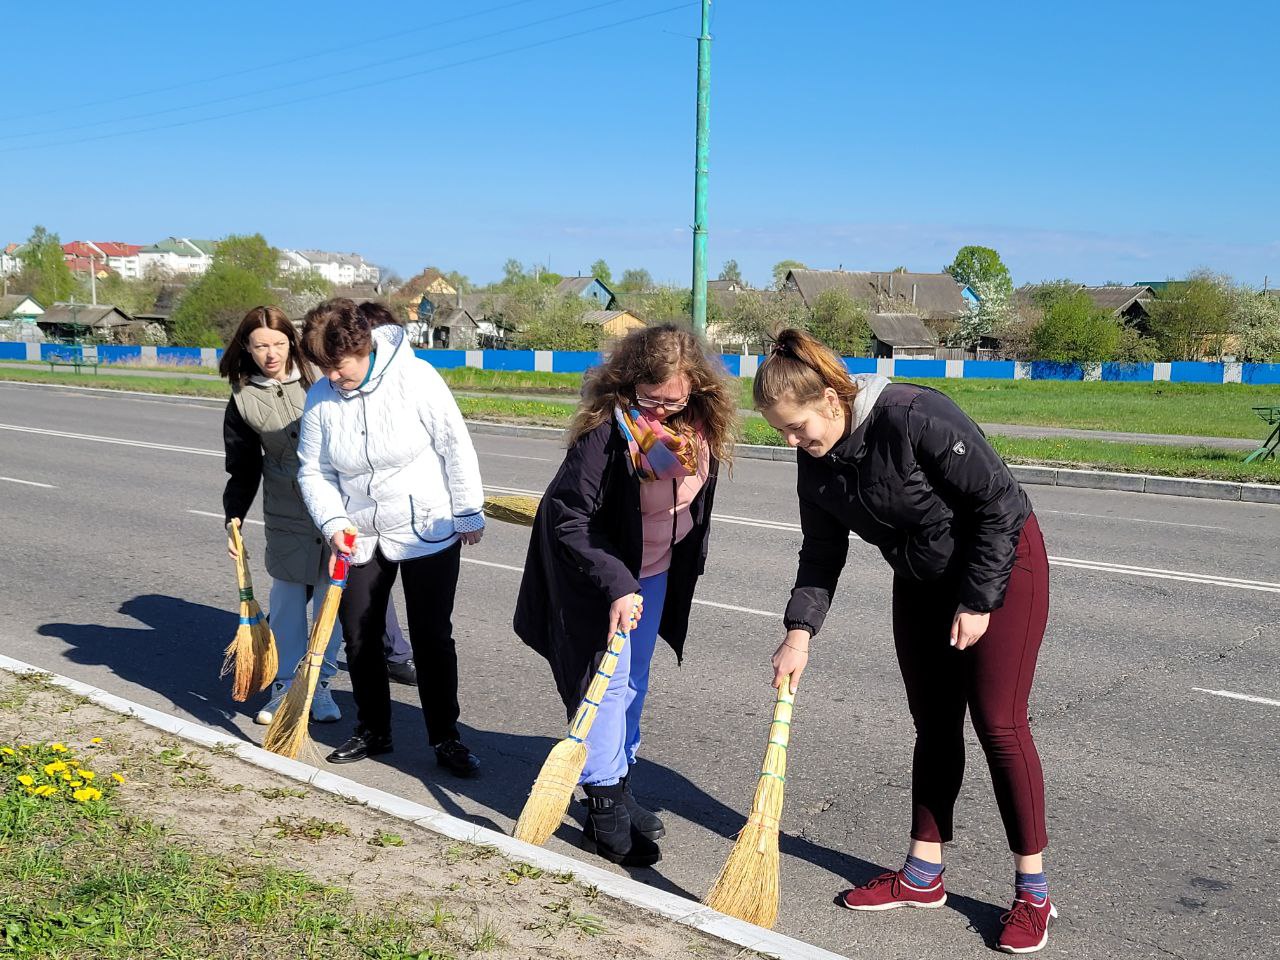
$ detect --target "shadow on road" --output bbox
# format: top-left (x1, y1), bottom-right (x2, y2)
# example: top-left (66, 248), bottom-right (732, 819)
top-left (39, 593), bottom-right (247, 735)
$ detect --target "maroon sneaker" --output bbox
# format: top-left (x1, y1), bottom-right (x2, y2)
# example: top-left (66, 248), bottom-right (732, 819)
top-left (838, 869), bottom-right (947, 911)
top-left (998, 896), bottom-right (1057, 954)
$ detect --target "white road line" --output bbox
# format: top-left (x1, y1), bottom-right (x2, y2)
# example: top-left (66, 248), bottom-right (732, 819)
top-left (1191, 687), bottom-right (1280, 708)
top-left (476, 450), bottom-right (556, 462)
top-left (484, 484), bottom-right (544, 496)
top-left (188, 510), bottom-right (263, 526)
top-left (461, 557), bottom-right (523, 573)
top-left (0, 475), bottom-right (56, 488)
top-left (1039, 509), bottom-right (1232, 532)
top-left (1048, 556), bottom-right (1280, 592)
top-left (0, 422), bottom-right (220, 456)
top-left (690, 598), bottom-right (777, 617)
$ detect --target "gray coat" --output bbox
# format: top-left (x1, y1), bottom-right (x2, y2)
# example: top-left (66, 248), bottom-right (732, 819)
top-left (222, 376), bottom-right (328, 586)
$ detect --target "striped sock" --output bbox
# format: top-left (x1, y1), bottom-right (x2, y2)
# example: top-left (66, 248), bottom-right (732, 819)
top-left (901, 854), bottom-right (943, 889)
top-left (1015, 871), bottom-right (1049, 903)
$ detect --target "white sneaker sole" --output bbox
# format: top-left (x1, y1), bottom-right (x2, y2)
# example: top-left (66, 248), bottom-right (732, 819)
top-left (998, 903), bottom-right (1058, 954)
top-left (840, 892), bottom-right (947, 911)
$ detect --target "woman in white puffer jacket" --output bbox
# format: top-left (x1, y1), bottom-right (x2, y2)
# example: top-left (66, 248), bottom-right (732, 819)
top-left (296, 298), bottom-right (485, 776)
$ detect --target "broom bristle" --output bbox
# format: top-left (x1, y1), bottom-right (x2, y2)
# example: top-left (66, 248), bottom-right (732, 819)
top-left (221, 620), bottom-right (257, 702)
top-left (262, 658), bottom-right (323, 759)
top-left (249, 609), bottom-right (278, 694)
top-left (483, 494), bottom-right (540, 527)
top-left (513, 738), bottom-right (587, 845)
top-left (703, 818), bottom-right (781, 927)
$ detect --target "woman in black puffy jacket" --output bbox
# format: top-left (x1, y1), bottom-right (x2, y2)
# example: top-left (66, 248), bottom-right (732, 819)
top-left (757, 329), bottom-right (1056, 956)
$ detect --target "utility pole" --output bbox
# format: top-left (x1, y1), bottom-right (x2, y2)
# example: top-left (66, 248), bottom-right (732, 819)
top-left (88, 248), bottom-right (98, 305)
top-left (691, 0), bottom-right (712, 336)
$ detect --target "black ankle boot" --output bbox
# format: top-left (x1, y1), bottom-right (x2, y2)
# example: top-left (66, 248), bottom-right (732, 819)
top-left (580, 783), bottom-right (661, 867)
top-left (620, 772), bottom-right (665, 841)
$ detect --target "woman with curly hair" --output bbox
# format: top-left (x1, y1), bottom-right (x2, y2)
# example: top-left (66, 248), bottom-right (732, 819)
top-left (514, 323), bottom-right (739, 867)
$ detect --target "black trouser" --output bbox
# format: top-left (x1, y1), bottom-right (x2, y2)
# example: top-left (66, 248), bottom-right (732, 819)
top-left (337, 543), bottom-right (462, 744)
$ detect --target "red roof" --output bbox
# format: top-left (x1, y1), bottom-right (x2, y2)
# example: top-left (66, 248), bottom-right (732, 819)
top-left (62, 241), bottom-right (141, 259)
top-left (63, 241), bottom-right (96, 257)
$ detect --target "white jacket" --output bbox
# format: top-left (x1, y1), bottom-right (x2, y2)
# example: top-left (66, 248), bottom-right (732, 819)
top-left (296, 324), bottom-right (485, 564)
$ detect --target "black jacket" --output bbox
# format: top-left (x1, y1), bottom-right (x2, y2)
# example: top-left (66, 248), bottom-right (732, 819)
top-left (784, 383), bottom-right (1031, 635)
top-left (513, 420), bottom-right (718, 714)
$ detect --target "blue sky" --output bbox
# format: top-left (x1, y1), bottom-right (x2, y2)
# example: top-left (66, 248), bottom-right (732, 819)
top-left (3, 0), bottom-right (1277, 288)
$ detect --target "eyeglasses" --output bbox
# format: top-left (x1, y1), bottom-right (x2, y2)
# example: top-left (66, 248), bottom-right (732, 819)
top-left (634, 394), bottom-right (689, 413)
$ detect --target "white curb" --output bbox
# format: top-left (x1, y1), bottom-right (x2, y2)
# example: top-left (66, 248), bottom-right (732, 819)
top-left (0, 653), bottom-right (850, 960)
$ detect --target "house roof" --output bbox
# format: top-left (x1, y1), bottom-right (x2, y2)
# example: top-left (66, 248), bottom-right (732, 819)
top-left (62, 241), bottom-right (141, 259)
top-left (785, 269), bottom-right (970, 320)
top-left (707, 279), bottom-right (744, 291)
top-left (432, 306), bottom-right (478, 329)
top-left (296, 250), bottom-right (369, 267)
top-left (555, 276), bottom-right (597, 296)
top-left (1078, 285), bottom-right (1155, 315)
top-left (868, 313), bottom-right (937, 348)
top-left (0, 294), bottom-right (44, 316)
top-left (140, 237), bottom-right (216, 258)
top-left (582, 310), bottom-right (644, 327)
top-left (40, 303), bottom-right (133, 328)
top-left (94, 242), bottom-right (141, 258)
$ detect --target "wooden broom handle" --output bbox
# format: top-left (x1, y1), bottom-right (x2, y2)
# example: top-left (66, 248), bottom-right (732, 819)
top-left (229, 519), bottom-right (251, 593)
top-left (566, 599), bottom-right (640, 742)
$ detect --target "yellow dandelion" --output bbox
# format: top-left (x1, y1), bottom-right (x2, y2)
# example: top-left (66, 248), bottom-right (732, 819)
top-left (49, 743), bottom-right (68, 753)
top-left (90, 737), bottom-right (103, 744)
top-left (43, 761), bottom-right (68, 776)
top-left (111, 773), bottom-right (126, 784)
top-left (34, 785), bottom-right (57, 797)
top-left (1, 747), bottom-right (15, 755)
top-left (69, 780), bottom-right (83, 787)
top-left (61, 772), bottom-right (74, 781)
top-left (72, 786), bottom-right (102, 803)
top-left (80, 770), bottom-right (95, 781)
top-left (19, 745), bottom-right (30, 751)
top-left (16, 774), bottom-right (34, 787)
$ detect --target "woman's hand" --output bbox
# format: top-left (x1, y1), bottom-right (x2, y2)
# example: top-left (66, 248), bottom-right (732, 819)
top-left (607, 593), bottom-right (643, 640)
top-left (328, 529), bottom-right (355, 577)
top-left (772, 629), bottom-right (811, 693)
top-left (951, 605), bottom-right (990, 650)
top-left (459, 529), bottom-right (484, 546)
top-left (225, 520), bottom-right (241, 560)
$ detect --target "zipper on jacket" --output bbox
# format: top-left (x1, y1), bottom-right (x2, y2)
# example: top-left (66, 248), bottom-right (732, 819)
top-left (669, 478), bottom-right (678, 554)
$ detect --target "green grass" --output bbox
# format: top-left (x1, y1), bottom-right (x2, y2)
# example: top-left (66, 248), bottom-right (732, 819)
top-left (0, 365), bottom-right (227, 397)
top-left (437, 367), bottom-right (582, 394)
top-left (0, 742), bottom-right (457, 959)
top-left (988, 436), bottom-right (1280, 483)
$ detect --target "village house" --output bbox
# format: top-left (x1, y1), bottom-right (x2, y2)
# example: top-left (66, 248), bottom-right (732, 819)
top-left (138, 238), bottom-right (217, 276)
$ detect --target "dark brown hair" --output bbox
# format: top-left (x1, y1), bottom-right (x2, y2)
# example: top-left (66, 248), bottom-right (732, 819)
top-left (356, 300), bottom-right (401, 329)
top-left (299, 298), bottom-right (373, 370)
top-left (752, 327), bottom-right (858, 411)
top-left (568, 324), bottom-right (739, 466)
top-left (219, 305), bottom-right (311, 387)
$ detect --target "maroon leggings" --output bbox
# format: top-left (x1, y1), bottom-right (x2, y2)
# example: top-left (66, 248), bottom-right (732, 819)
top-left (891, 513), bottom-right (1050, 855)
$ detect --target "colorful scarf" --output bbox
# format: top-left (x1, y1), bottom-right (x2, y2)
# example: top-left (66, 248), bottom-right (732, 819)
top-left (614, 406), bottom-right (700, 482)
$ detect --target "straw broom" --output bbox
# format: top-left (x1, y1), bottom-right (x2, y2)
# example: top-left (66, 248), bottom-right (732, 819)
top-left (483, 494), bottom-right (540, 526)
top-left (513, 601), bottom-right (640, 845)
top-left (702, 677), bottom-right (797, 929)
top-left (263, 528), bottom-right (357, 759)
top-left (220, 518), bottom-right (277, 701)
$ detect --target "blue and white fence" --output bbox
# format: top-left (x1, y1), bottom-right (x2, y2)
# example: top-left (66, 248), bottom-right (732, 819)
top-left (2, 341), bottom-right (1278, 384)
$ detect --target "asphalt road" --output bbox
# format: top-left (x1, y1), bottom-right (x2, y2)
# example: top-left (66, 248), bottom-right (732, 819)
top-left (1, 379), bottom-right (1277, 960)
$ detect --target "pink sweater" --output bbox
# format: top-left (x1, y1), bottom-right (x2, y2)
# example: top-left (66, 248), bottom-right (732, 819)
top-left (639, 439), bottom-right (710, 578)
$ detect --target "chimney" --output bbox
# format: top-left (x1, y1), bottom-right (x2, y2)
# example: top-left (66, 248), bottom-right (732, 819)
top-left (912, 283), bottom-right (918, 306)
top-left (889, 274), bottom-right (894, 297)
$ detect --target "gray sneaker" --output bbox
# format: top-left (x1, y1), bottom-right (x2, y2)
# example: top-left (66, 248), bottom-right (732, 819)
top-left (255, 680), bottom-right (289, 725)
top-left (311, 681), bottom-right (341, 723)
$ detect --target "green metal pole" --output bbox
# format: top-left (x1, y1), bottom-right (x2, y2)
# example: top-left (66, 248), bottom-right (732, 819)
top-left (691, 0), bottom-right (711, 336)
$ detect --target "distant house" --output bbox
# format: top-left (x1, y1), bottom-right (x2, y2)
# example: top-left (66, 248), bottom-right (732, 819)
top-left (783, 269), bottom-right (977, 323)
top-left (555, 276), bottom-right (616, 309)
top-left (38, 303), bottom-right (134, 341)
top-left (0, 293), bottom-right (44, 322)
top-left (63, 241), bottom-right (143, 279)
top-left (1078, 285), bottom-right (1156, 326)
top-left (414, 290), bottom-right (509, 349)
top-left (868, 313), bottom-right (937, 359)
top-left (282, 250), bottom-right (380, 286)
top-left (138, 238), bottom-right (217, 276)
top-left (707, 279), bottom-right (745, 293)
top-left (0, 242), bottom-right (23, 276)
top-left (583, 310), bottom-right (645, 339)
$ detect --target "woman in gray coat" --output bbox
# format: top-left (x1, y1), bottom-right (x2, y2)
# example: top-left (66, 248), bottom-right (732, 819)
top-left (220, 305), bottom-right (343, 725)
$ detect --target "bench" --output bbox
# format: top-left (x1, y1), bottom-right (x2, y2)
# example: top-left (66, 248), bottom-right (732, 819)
top-left (47, 347), bottom-right (100, 375)
top-left (1244, 405), bottom-right (1280, 464)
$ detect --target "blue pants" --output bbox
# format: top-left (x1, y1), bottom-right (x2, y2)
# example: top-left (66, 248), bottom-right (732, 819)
top-left (581, 571), bottom-right (667, 787)
top-left (268, 579), bottom-right (342, 684)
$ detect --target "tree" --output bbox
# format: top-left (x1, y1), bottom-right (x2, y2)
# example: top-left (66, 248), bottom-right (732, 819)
top-left (590, 259), bottom-right (612, 285)
top-left (170, 262), bottom-right (275, 346)
top-left (722, 291), bottom-right (808, 353)
top-left (97, 273), bottom-right (163, 316)
top-left (718, 260), bottom-right (742, 284)
top-left (1229, 285), bottom-right (1280, 361)
top-left (1147, 273), bottom-right (1234, 360)
top-left (16, 225), bottom-right (79, 305)
top-left (501, 258), bottom-right (525, 286)
top-left (1030, 291), bottom-right (1122, 363)
top-left (944, 245), bottom-right (1013, 295)
top-left (808, 288), bottom-right (872, 356)
top-left (499, 278), bottom-right (599, 350)
top-left (771, 259), bottom-right (806, 290)
top-left (214, 234), bottom-right (277, 286)
top-left (619, 268), bottom-right (653, 293)
top-left (444, 270), bottom-right (473, 294)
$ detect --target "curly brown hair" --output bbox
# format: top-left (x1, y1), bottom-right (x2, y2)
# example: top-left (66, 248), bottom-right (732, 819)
top-left (299, 298), bottom-right (373, 370)
top-left (568, 324), bottom-right (739, 466)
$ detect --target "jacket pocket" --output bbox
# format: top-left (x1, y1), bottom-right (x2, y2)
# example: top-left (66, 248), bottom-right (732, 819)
top-left (409, 495), bottom-right (456, 544)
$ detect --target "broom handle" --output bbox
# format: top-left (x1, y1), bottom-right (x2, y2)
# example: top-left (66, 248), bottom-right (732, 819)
top-left (754, 678), bottom-right (796, 813)
top-left (565, 599), bottom-right (641, 744)
top-left (229, 519), bottom-right (253, 597)
top-left (300, 529), bottom-right (358, 664)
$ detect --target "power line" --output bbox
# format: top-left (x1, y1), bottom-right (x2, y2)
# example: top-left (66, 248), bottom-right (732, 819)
top-left (1, 0), bottom-right (630, 141)
top-left (0, 0), bottom-right (542, 124)
top-left (0, 2), bottom-right (696, 155)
